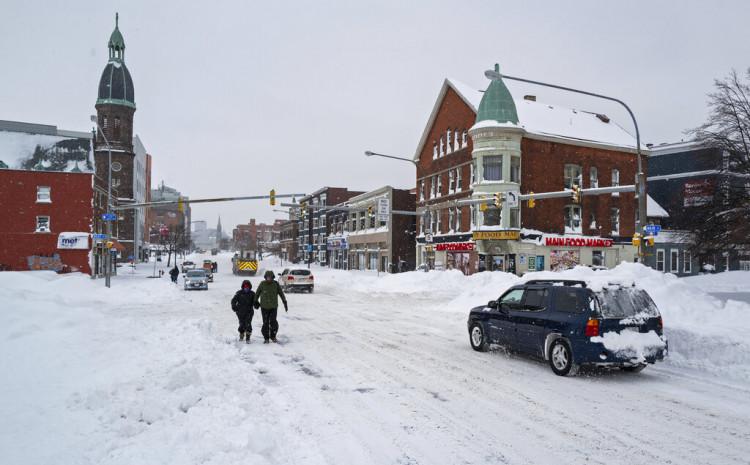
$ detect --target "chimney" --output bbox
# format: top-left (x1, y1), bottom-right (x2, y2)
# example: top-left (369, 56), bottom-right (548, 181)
top-left (523, 95), bottom-right (536, 102)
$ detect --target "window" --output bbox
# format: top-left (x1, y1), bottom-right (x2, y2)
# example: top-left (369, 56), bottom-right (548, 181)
top-left (456, 167), bottom-right (462, 191)
top-left (592, 250), bottom-right (604, 267)
top-left (589, 213), bottom-right (597, 230)
top-left (439, 137), bottom-right (444, 157)
top-left (419, 217), bottom-right (424, 235)
top-left (432, 142), bottom-right (437, 160)
top-left (683, 250), bottom-right (692, 273)
top-left (590, 167), bottom-right (598, 188)
top-left (446, 129), bottom-right (452, 154)
top-left (454, 130), bottom-right (460, 152)
top-left (656, 249), bottom-right (665, 272)
top-left (470, 161), bottom-right (476, 184)
top-left (430, 176), bottom-right (436, 198)
top-left (483, 207), bottom-right (501, 226)
top-left (462, 130), bottom-right (468, 148)
top-left (436, 175), bottom-right (442, 197)
top-left (500, 289), bottom-right (524, 304)
top-left (114, 117), bottom-right (121, 139)
top-left (564, 164), bottom-right (582, 189)
top-left (564, 205), bottom-right (582, 233)
top-left (740, 261), bottom-right (750, 271)
top-left (102, 115), bottom-right (108, 130)
top-left (359, 213), bottom-right (366, 230)
top-left (483, 155), bottom-right (503, 181)
top-left (611, 168), bottom-right (620, 196)
top-left (455, 206), bottom-right (462, 232)
top-left (435, 209), bottom-right (441, 233)
top-left (670, 249), bottom-right (679, 273)
top-left (522, 289), bottom-right (548, 309)
top-left (553, 288), bottom-right (586, 313)
top-left (448, 208), bottom-right (455, 231)
top-left (509, 208), bottom-right (519, 228)
top-left (448, 170), bottom-right (455, 193)
top-left (36, 186), bottom-right (51, 203)
top-left (36, 216), bottom-right (50, 233)
top-left (510, 157), bottom-right (520, 183)
top-left (610, 208), bottom-right (620, 235)
top-left (419, 180), bottom-right (425, 201)
top-left (470, 205), bottom-right (477, 229)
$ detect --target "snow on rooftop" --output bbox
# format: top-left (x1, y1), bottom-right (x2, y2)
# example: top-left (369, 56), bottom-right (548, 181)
top-left (0, 128), bottom-right (93, 173)
top-left (647, 194), bottom-right (669, 218)
top-left (448, 78), bottom-right (639, 150)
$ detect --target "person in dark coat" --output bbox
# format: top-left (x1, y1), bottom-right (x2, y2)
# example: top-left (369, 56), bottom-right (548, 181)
top-left (169, 265), bottom-right (179, 283)
top-left (231, 280), bottom-right (257, 342)
top-left (254, 270), bottom-right (288, 343)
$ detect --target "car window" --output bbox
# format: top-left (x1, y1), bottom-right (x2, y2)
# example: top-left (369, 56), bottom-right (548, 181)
top-left (596, 288), bottom-right (659, 318)
top-left (500, 289), bottom-right (524, 304)
top-left (291, 270), bottom-right (311, 276)
top-left (186, 270), bottom-right (205, 277)
top-left (282, 269), bottom-right (289, 275)
top-left (553, 288), bottom-right (586, 313)
top-left (522, 289), bottom-right (547, 309)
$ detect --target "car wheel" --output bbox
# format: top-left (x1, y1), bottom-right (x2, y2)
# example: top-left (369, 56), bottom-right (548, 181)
top-left (309, 286), bottom-right (314, 293)
top-left (548, 339), bottom-right (578, 376)
top-left (622, 364), bottom-right (647, 373)
top-left (469, 323), bottom-right (489, 352)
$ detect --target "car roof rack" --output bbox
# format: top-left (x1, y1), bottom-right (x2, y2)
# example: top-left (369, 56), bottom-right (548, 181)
top-left (523, 279), bottom-right (588, 288)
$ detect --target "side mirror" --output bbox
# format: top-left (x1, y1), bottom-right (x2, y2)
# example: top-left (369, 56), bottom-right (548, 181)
top-left (487, 300), bottom-right (498, 309)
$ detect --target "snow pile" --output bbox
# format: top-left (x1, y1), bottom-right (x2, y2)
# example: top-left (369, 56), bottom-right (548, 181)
top-left (591, 330), bottom-right (667, 363)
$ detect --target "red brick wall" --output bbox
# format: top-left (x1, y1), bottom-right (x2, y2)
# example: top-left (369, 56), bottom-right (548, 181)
top-left (520, 138), bottom-right (642, 237)
top-left (0, 170), bottom-right (93, 273)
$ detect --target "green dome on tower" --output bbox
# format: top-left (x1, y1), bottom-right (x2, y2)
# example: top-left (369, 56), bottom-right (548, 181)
top-left (475, 64), bottom-right (519, 125)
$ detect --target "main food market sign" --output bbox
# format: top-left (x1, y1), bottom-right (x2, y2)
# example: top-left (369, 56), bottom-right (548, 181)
top-left (544, 236), bottom-right (613, 248)
top-left (472, 230), bottom-right (520, 240)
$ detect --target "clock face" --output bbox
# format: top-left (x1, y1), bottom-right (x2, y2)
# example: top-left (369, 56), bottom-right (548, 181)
top-left (111, 161), bottom-right (122, 172)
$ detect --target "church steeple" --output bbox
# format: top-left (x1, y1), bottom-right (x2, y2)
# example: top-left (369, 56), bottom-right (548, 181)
top-left (216, 216), bottom-right (223, 246)
top-left (108, 12), bottom-right (126, 61)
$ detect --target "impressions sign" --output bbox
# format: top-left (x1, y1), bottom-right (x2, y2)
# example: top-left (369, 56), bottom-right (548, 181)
top-left (544, 236), bottom-right (613, 248)
top-left (57, 232), bottom-right (90, 250)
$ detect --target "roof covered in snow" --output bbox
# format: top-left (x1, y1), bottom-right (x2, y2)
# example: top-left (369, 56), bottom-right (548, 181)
top-left (414, 78), bottom-right (641, 161)
top-left (647, 194), bottom-right (669, 218)
top-left (0, 120), bottom-right (94, 173)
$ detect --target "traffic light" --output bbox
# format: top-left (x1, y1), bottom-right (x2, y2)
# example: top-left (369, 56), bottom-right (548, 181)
top-left (367, 205), bottom-right (373, 216)
top-left (177, 196), bottom-right (184, 212)
top-left (632, 233), bottom-right (641, 247)
top-left (300, 201), bottom-right (307, 217)
top-left (571, 185), bottom-right (581, 204)
top-left (528, 191), bottom-right (536, 209)
top-left (479, 196), bottom-right (488, 212)
top-left (269, 189), bottom-right (276, 206)
top-left (493, 192), bottom-right (502, 208)
top-left (646, 235), bottom-right (655, 247)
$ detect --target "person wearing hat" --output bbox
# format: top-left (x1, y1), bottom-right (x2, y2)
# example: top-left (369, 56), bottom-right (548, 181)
top-left (231, 280), bottom-right (257, 342)
top-left (254, 270), bottom-right (288, 343)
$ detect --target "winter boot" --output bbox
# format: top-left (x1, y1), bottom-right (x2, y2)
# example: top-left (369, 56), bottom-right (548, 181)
top-left (271, 337), bottom-right (278, 343)
top-left (245, 333), bottom-right (251, 344)
top-left (263, 339), bottom-right (270, 344)
top-left (239, 332), bottom-right (245, 341)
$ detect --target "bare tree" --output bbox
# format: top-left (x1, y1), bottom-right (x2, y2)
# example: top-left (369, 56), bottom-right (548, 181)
top-left (686, 68), bottom-right (750, 262)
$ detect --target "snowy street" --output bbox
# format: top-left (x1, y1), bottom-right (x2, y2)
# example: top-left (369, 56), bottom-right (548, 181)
top-left (2, 254), bottom-right (750, 465)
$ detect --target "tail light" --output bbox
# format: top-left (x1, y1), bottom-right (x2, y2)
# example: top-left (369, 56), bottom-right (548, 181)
top-left (585, 318), bottom-right (600, 337)
top-left (657, 316), bottom-right (663, 331)
top-left (309, 275), bottom-right (314, 280)
top-left (287, 276), bottom-right (294, 281)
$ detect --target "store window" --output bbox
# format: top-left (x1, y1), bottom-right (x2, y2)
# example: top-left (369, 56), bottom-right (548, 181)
top-left (36, 216), bottom-right (50, 233)
top-left (611, 208), bottom-right (620, 235)
top-left (656, 249), bottom-right (665, 271)
top-left (509, 207), bottom-right (520, 228)
top-left (564, 164), bottom-right (582, 189)
top-left (683, 250), bottom-right (692, 273)
top-left (564, 205), bottom-right (582, 233)
top-left (670, 249), bottom-right (679, 273)
top-left (592, 250), bottom-right (604, 267)
top-left (483, 207), bottom-right (501, 226)
top-left (590, 167), bottom-right (598, 188)
top-left (36, 186), bottom-right (51, 203)
top-left (483, 155), bottom-right (503, 181)
top-left (510, 157), bottom-right (520, 183)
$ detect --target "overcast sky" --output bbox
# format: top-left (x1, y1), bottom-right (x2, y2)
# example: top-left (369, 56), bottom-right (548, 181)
top-left (2, 0), bottom-right (748, 231)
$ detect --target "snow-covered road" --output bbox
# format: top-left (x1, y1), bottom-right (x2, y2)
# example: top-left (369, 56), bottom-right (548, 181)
top-left (2, 254), bottom-right (749, 465)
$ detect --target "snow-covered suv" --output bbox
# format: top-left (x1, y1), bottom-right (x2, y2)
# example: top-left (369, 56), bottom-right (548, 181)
top-left (467, 280), bottom-right (667, 376)
top-left (280, 268), bottom-right (314, 293)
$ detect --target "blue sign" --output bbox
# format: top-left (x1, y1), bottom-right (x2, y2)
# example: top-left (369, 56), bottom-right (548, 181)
top-left (101, 213), bottom-right (117, 221)
top-left (644, 224), bottom-right (662, 235)
top-left (306, 245), bottom-right (313, 252)
top-left (93, 233), bottom-right (108, 240)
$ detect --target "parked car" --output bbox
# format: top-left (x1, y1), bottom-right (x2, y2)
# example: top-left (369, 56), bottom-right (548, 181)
top-left (202, 260), bottom-right (214, 282)
top-left (184, 269), bottom-right (209, 291)
top-left (181, 261), bottom-right (196, 273)
top-left (467, 279), bottom-right (667, 376)
top-left (279, 268), bottom-right (314, 292)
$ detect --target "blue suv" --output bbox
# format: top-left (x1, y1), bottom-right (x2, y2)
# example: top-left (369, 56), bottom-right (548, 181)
top-left (467, 280), bottom-right (667, 376)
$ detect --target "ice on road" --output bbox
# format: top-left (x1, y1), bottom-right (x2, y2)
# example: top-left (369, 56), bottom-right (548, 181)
top-left (2, 254), bottom-right (749, 465)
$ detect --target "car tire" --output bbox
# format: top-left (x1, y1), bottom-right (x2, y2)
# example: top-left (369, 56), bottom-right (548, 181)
top-left (469, 323), bottom-right (489, 352)
top-left (309, 286), bottom-right (314, 293)
top-left (548, 338), bottom-right (579, 376)
top-left (622, 364), bottom-right (647, 373)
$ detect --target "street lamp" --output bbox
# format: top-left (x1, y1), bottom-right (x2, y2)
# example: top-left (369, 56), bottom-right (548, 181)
top-left (484, 68), bottom-right (647, 260)
top-left (91, 114), bottom-right (113, 288)
top-left (364, 150), bottom-right (418, 166)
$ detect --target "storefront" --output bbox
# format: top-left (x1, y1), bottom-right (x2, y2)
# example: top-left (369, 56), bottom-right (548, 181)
top-left (326, 236), bottom-right (349, 270)
top-left (436, 242), bottom-right (475, 275)
top-left (417, 233), bottom-right (478, 273)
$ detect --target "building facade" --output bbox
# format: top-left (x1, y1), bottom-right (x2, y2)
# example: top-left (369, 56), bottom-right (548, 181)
top-left (327, 186), bottom-right (416, 272)
top-left (298, 187), bottom-right (363, 265)
top-left (279, 215), bottom-right (299, 263)
top-left (147, 183), bottom-right (191, 247)
top-left (414, 69), bottom-right (644, 275)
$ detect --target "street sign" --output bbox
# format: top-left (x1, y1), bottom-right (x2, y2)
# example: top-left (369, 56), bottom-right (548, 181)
top-left (93, 233), bottom-right (108, 240)
top-left (377, 198), bottom-right (390, 222)
top-left (425, 233), bottom-right (433, 243)
top-left (506, 191), bottom-right (520, 208)
top-left (101, 213), bottom-right (116, 221)
top-left (644, 224), bottom-right (662, 235)
top-left (306, 244), bottom-right (313, 252)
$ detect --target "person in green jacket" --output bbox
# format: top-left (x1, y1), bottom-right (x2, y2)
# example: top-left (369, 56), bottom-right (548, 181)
top-left (254, 270), bottom-right (288, 343)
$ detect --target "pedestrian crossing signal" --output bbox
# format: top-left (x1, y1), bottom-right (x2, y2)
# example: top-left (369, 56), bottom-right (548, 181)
top-left (269, 189), bottom-right (276, 206)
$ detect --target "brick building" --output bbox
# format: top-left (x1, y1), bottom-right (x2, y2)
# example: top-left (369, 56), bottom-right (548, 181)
top-left (0, 169), bottom-right (93, 273)
top-left (279, 214), bottom-right (299, 263)
top-left (147, 183), bottom-right (191, 246)
top-left (414, 68), bottom-right (644, 274)
top-left (232, 220), bottom-right (257, 250)
top-left (298, 187), bottom-right (363, 265)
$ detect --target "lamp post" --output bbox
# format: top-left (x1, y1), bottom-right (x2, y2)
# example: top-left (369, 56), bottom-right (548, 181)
top-left (483, 69), bottom-right (647, 260)
top-left (364, 150), bottom-right (417, 166)
top-left (91, 115), bottom-right (113, 287)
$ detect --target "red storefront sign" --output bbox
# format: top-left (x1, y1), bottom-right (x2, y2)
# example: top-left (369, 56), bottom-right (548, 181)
top-left (544, 237), bottom-right (613, 248)
top-left (436, 242), bottom-right (475, 252)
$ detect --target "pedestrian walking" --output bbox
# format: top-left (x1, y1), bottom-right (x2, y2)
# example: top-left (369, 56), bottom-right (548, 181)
top-left (169, 265), bottom-right (179, 283)
top-left (254, 270), bottom-right (288, 343)
top-left (231, 280), bottom-right (257, 342)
